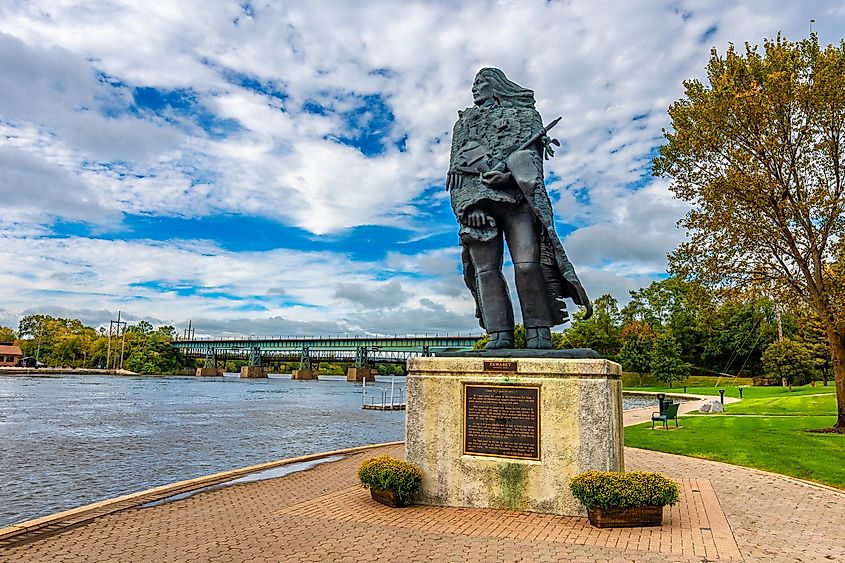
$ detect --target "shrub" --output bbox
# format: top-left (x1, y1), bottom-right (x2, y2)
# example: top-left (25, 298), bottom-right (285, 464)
top-left (357, 455), bottom-right (423, 504)
top-left (569, 471), bottom-right (680, 509)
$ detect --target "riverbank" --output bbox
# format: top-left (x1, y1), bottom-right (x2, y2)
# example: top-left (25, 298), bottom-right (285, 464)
top-left (0, 367), bottom-right (139, 376)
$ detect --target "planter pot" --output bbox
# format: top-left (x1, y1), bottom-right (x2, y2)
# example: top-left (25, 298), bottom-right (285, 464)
top-left (587, 505), bottom-right (663, 528)
top-left (370, 488), bottom-right (406, 508)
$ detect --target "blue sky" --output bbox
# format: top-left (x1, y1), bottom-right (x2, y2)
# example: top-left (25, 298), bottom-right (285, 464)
top-left (1, 0), bottom-right (842, 336)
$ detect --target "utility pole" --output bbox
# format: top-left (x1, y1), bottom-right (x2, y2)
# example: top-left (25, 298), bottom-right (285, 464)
top-left (106, 311), bottom-right (127, 370)
top-left (106, 321), bottom-right (112, 369)
top-left (117, 311), bottom-right (127, 370)
top-left (35, 323), bottom-right (44, 364)
top-left (182, 319), bottom-right (194, 340)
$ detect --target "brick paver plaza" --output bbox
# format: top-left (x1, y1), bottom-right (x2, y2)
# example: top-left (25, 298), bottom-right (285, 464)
top-left (2, 441), bottom-right (843, 562)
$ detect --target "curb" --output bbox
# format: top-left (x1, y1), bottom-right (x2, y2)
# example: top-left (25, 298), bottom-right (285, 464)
top-left (0, 441), bottom-right (403, 546)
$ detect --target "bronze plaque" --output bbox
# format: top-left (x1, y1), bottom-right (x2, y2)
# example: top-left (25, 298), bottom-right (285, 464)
top-left (463, 384), bottom-right (540, 460)
top-left (483, 360), bottom-right (518, 373)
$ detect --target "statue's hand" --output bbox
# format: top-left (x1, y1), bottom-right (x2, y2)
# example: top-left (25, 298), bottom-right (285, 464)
top-left (464, 208), bottom-right (496, 228)
top-left (480, 170), bottom-right (510, 187)
top-left (446, 172), bottom-right (464, 191)
top-left (543, 136), bottom-right (561, 160)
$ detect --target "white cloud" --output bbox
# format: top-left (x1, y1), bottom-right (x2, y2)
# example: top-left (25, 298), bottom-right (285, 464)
top-left (0, 0), bottom-right (841, 333)
top-left (334, 280), bottom-right (412, 309)
top-left (0, 234), bottom-right (479, 334)
top-left (0, 145), bottom-right (115, 223)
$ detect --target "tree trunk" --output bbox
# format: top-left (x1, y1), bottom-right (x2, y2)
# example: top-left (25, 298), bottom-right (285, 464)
top-left (825, 327), bottom-right (845, 430)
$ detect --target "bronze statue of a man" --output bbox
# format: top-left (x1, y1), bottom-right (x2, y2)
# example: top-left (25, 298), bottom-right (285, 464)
top-left (448, 68), bottom-right (592, 349)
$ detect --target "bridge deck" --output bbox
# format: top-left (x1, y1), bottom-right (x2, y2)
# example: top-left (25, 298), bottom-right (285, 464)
top-left (172, 334), bottom-right (482, 352)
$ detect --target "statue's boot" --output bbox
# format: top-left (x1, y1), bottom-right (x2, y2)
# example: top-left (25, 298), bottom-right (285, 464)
top-left (515, 262), bottom-right (554, 350)
top-left (477, 269), bottom-right (515, 349)
top-left (486, 330), bottom-right (514, 349)
top-left (526, 327), bottom-right (552, 349)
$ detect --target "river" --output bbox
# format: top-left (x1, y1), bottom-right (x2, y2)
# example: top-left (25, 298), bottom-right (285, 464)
top-left (0, 373), bottom-right (656, 527)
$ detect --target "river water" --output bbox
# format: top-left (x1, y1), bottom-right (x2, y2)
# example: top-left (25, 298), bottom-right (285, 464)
top-left (0, 374), bottom-right (656, 527)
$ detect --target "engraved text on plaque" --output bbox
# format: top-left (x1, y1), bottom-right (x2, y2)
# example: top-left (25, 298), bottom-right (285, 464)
top-left (464, 384), bottom-right (540, 460)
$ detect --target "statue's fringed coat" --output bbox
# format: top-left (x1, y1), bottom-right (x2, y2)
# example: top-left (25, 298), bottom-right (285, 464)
top-left (449, 104), bottom-right (591, 329)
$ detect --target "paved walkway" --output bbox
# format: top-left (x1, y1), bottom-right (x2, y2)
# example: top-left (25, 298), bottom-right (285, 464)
top-left (2, 442), bottom-right (842, 562)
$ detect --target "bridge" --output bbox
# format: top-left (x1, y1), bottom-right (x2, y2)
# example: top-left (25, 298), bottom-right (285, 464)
top-left (172, 334), bottom-right (481, 374)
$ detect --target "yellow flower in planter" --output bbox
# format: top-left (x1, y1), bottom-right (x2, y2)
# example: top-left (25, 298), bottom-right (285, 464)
top-left (570, 470), bottom-right (680, 509)
top-left (569, 470), bottom-right (680, 528)
top-left (358, 455), bottom-right (423, 506)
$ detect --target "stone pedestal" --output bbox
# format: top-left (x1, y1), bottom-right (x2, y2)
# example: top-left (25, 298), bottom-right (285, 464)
top-left (346, 367), bottom-right (376, 382)
top-left (195, 367), bottom-right (223, 376)
top-left (405, 356), bottom-right (623, 516)
top-left (291, 369), bottom-right (318, 380)
top-left (240, 366), bottom-right (269, 378)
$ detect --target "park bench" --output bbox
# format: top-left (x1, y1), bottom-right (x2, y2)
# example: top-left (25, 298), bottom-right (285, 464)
top-left (652, 402), bottom-right (680, 429)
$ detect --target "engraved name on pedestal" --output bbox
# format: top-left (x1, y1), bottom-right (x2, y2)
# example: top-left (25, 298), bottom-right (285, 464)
top-left (463, 384), bottom-right (540, 460)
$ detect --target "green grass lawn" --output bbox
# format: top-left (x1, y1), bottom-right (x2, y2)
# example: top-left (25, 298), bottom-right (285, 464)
top-left (624, 390), bottom-right (845, 489)
top-left (625, 382), bottom-right (837, 399)
top-left (726, 394), bottom-right (836, 415)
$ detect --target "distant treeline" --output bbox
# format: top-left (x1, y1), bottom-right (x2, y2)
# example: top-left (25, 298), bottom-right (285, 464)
top-left (0, 317), bottom-right (409, 376)
top-left (4, 316), bottom-right (185, 374)
top-left (555, 277), bottom-right (831, 386)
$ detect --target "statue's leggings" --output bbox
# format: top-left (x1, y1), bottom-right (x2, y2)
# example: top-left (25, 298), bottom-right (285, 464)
top-left (468, 202), bottom-right (555, 331)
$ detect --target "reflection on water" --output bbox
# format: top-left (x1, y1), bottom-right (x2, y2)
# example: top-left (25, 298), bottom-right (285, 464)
top-left (0, 374), bottom-right (404, 527)
top-left (0, 374), bottom-right (657, 527)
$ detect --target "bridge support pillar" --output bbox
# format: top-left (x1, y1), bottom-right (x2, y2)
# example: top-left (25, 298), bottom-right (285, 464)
top-left (240, 366), bottom-right (269, 378)
top-left (196, 367), bottom-right (224, 376)
top-left (292, 369), bottom-right (317, 380)
top-left (347, 367), bottom-right (376, 382)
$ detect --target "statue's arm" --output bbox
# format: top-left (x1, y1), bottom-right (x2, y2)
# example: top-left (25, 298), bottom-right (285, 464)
top-left (528, 109), bottom-right (546, 158)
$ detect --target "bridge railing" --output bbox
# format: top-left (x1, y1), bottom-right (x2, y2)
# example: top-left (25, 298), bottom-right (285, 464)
top-left (173, 333), bottom-right (482, 342)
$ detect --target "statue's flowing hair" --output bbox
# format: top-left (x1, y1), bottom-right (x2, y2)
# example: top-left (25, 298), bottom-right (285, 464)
top-left (476, 67), bottom-right (536, 108)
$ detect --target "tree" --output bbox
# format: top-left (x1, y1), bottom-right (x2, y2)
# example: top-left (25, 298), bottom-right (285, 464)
top-left (655, 34), bottom-right (845, 430)
top-left (699, 298), bottom-right (779, 377)
top-left (0, 326), bottom-right (16, 342)
top-left (128, 320), bottom-right (154, 335)
top-left (618, 322), bottom-right (657, 376)
top-left (649, 332), bottom-right (690, 388)
top-left (621, 277), bottom-right (712, 367)
top-left (18, 314), bottom-right (48, 339)
top-left (762, 339), bottom-right (816, 386)
top-left (562, 294), bottom-right (622, 357)
top-left (123, 328), bottom-right (183, 374)
top-left (791, 307), bottom-right (833, 384)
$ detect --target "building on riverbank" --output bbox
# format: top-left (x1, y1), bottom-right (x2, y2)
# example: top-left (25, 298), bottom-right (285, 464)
top-left (0, 343), bottom-right (23, 367)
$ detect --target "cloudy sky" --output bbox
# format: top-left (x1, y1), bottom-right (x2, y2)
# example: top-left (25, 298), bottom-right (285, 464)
top-left (0, 1), bottom-right (841, 337)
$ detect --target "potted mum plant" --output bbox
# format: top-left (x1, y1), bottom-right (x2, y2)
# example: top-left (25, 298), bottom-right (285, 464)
top-left (358, 455), bottom-right (423, 508)
top-left (569, 471), bottom-right (680, 528)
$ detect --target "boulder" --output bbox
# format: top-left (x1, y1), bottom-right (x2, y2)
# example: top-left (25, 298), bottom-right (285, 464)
top-left (698, 400), bottom-right (724, 413)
